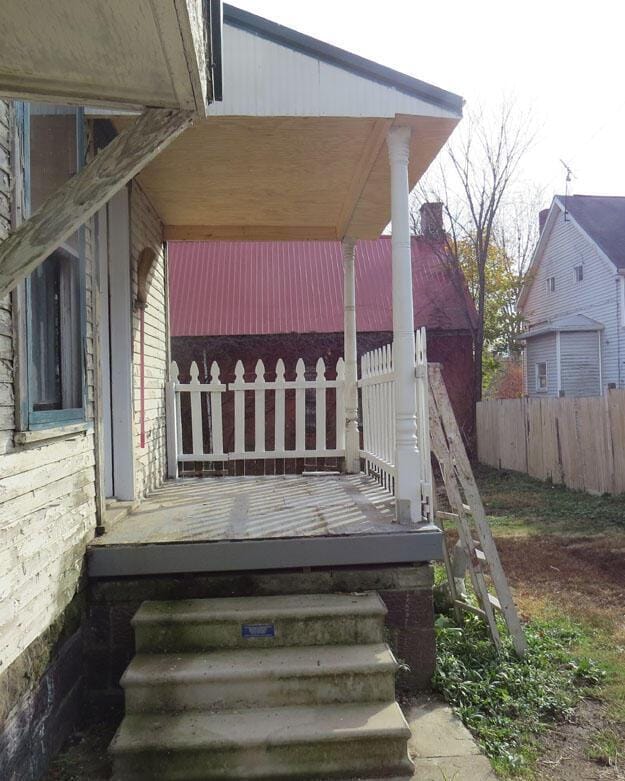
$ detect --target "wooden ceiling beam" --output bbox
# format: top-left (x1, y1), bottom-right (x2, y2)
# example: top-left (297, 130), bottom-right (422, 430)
top-left (0, 108), bottom-right (193, 300)
top-left (164, 225), bottom-right (339, 241)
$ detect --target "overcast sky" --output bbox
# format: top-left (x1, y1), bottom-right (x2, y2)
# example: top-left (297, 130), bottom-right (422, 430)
top-left (231, 0), bottom-right (625, 205)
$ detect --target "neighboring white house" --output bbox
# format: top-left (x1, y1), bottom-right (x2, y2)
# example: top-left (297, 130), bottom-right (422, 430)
top-left (518, 194), bottom-right (625, 397)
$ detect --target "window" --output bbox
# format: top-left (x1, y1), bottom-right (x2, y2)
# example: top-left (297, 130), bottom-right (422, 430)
top-left (19, 103), bottom-right (86, 429)
top-left (574, 265), bottom-right (584, 282)
top-left (546, 276), bottom-right (556, 293)
top-left (535, 362), bottom-right (547, 392)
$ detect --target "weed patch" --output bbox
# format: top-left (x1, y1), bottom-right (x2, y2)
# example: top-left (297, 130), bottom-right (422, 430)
top-left (433, 612), bottom-right (604, 776)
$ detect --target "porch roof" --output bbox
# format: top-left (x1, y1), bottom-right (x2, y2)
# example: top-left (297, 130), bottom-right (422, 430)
top-left (116, 6), bottom-right (463, 242)
top-left (518, 313), bottom-right (604, 340)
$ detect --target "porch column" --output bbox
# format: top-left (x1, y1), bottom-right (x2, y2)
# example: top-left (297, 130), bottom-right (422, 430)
top-left (343, 237), bottom-right (360, 473)
top-left (387, 126), bottom-right (421, 525)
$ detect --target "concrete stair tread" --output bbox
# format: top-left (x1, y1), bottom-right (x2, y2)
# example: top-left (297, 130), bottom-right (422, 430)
top-left (122, 643), bottom-right (397, 686)
top-left (132, 592), bottom-right (386, 626)
top-left (111, 701), bottom-right (411, 753)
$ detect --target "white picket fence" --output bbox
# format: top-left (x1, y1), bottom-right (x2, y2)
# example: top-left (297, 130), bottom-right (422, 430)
top-left (166, 332), bottom-right (432, 522)
top-left (358, 344), bottom-right (396, 491)
top-left (357, 328), bottom-right (432, 519)
top-left (166, 356), bottom-right (346, 476)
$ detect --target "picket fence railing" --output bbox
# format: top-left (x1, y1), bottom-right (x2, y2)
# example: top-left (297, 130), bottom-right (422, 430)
top-left (357, 327), bottom-right (433, 517)
top-left (358, 344), bottom-right (396, 491)
top-left (167, 330), bottom-right (433, 521)
top-left (166, 356), bottom-right (346, 476)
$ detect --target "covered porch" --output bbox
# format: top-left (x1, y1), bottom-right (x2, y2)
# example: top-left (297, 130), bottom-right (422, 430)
top-left (1, 4), bottom-right (464, 566)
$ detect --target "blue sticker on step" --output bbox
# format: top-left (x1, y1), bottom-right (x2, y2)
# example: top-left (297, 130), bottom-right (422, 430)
top-left (242, 623), bottom-right (275, 638)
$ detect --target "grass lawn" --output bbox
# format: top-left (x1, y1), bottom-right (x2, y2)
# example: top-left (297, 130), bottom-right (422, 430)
top-left (445, 464), bottom-right (625, 779)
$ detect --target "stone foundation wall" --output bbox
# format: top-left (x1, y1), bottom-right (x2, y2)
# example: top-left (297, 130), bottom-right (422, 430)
top-left (0, 599), bottom-right (83, 781)
top-left (85, 563), bottom-right (435, 715)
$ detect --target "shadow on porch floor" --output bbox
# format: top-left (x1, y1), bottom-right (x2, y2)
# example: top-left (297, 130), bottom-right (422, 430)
top-left (92, 474), bottom-right (405, 545)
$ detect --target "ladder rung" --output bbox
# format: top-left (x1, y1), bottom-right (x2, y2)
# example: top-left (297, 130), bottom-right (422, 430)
top-left (454, 600), bottom-right (486, 618)
top-left (474, 548), bottom-right (486, 562)
top-left (488, 593), bottom-right (502, 611)
top-left (436, 510), bottom-right (459, 522)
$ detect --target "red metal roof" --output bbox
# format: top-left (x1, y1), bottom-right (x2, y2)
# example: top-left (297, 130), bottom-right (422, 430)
top-left (168, 237), bottom-right (476, 337)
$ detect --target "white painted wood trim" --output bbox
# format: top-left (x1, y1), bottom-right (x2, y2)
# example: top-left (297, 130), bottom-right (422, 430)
top-left (108, 188), bottom-right (136, 500)
top-left (556, 331), bottom-right (562, 394)
top-left (14, 422), bottom-right (89, 445)
top-left (387, 126), bottom-right (421, 525)
top-left (342, 238), bottom-right (360, 473)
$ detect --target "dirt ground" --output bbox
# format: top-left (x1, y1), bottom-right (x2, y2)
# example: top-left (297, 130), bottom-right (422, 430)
top-left (473, 467), bottom-right (625, 780)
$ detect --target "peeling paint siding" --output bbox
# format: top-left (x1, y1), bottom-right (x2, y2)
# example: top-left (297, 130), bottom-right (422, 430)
top-left (0, 101), bottom-right (14, 454)
top-left (0, 105), bottom-right (97, 675)
top-left (130, 183), bottom-right (167, 496)
top-left (523, 213), bottom-right (621, 392)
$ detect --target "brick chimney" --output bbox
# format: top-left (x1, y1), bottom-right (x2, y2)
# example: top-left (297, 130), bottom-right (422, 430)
top-left (538, 208), bottom-right (550, 234)
top-left (420, 202), bottom-right (444, 239)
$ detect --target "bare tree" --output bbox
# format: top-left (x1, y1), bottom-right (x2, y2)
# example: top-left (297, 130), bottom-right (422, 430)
top-left (414, 100), bottom-right (536, 403)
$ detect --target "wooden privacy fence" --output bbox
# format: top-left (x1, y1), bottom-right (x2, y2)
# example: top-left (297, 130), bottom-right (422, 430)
top-left (167, 356), bottom-right (346, 475)
top-left (477, 392), bottom-right (625, 495)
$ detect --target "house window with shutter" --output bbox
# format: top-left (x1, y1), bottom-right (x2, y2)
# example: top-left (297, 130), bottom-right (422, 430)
top-left (16, 103), bottom-right (86, 430)
top-left (535, 362), bottom-right (548, 392)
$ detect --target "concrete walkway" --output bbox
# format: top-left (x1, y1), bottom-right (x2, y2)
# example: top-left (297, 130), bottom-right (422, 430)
top-left (382, 697), bottom-right (498, 781)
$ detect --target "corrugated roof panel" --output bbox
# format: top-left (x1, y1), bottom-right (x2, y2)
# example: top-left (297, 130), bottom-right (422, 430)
top-left (168, 237), bottom-right (475, 337)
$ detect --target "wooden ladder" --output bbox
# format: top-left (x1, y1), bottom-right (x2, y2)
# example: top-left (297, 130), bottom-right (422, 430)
top-left (427, 364), bottom-right (527, 657)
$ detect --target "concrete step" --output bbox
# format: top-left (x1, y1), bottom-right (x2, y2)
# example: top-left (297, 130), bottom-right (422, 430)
top-left (110, 701), bottom-right (414, 780)
top-left (122, 643), bottom-right (398, 712)
top-left (133, 592), bottom-right (387, 653)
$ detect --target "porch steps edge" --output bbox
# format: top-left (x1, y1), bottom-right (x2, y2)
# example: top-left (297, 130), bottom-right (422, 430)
top-left (110, 701), bottom-right (413, 780)
top-left (122, 643), bottom-right (398, 711)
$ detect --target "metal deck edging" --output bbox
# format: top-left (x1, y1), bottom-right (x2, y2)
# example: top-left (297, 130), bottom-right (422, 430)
top-left (87, 530), bottom-right (443, 578)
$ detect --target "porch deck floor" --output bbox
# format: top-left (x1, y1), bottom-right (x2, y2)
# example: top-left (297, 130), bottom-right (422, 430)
top-left (93, 473), bottom-right (406, 546)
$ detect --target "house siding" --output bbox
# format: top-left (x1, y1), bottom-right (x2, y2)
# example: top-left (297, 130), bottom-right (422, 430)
top-left (0, 101), bottom-right (13, 453)
top-left (522, 209), bottom-right (622, 392)
top-left (130, 182), bottom-right (168, 496)
top-left (525, 333), bottom-right (557, 396)
top-left (0, 105), bottom-right (98, 779)
top-left (560, 331), bottom-right (601, 397)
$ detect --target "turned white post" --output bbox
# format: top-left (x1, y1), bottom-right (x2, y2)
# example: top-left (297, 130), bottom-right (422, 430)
top-left (387, 126), bottom-right (421, 524)
top-left (342, 237), bottom-right (360, 473)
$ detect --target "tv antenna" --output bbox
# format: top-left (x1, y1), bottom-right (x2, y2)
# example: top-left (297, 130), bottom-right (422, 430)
top-left (560, 160), bottom-right (575, 220)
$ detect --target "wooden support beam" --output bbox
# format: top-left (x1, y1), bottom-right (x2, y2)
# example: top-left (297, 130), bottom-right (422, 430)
top-left (0, 108), bottom-right (193, 299)
top-left (163, 225), bottom-right (338, 241)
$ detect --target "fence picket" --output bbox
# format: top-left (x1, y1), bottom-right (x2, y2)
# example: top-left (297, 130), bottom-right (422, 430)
top-left (254, 359), bottom-right (266, 454)
top-left (189, 361), bottom-right (203, 456)
top-left (233, 360), bottom-right (245, 454)
top-left (274, 359), bottom-right (286, 453)
top-left (336, 358), bottom-right (345, 450)
top-left (210, 361), bottom-right (224, 455)
top-left (315, 358), bottom-right (327, 451)
top-left (295, 358), bottom-right (306, 452)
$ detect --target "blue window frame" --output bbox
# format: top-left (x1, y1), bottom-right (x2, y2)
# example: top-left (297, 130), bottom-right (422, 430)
top-left (19, 102), bottom-right (87, 430)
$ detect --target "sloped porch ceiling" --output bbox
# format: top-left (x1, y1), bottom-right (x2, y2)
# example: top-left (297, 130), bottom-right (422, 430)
top-left (0, 0), bottom-right (216, 114)
top-left (119, 6), bottom-right (463, 241)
